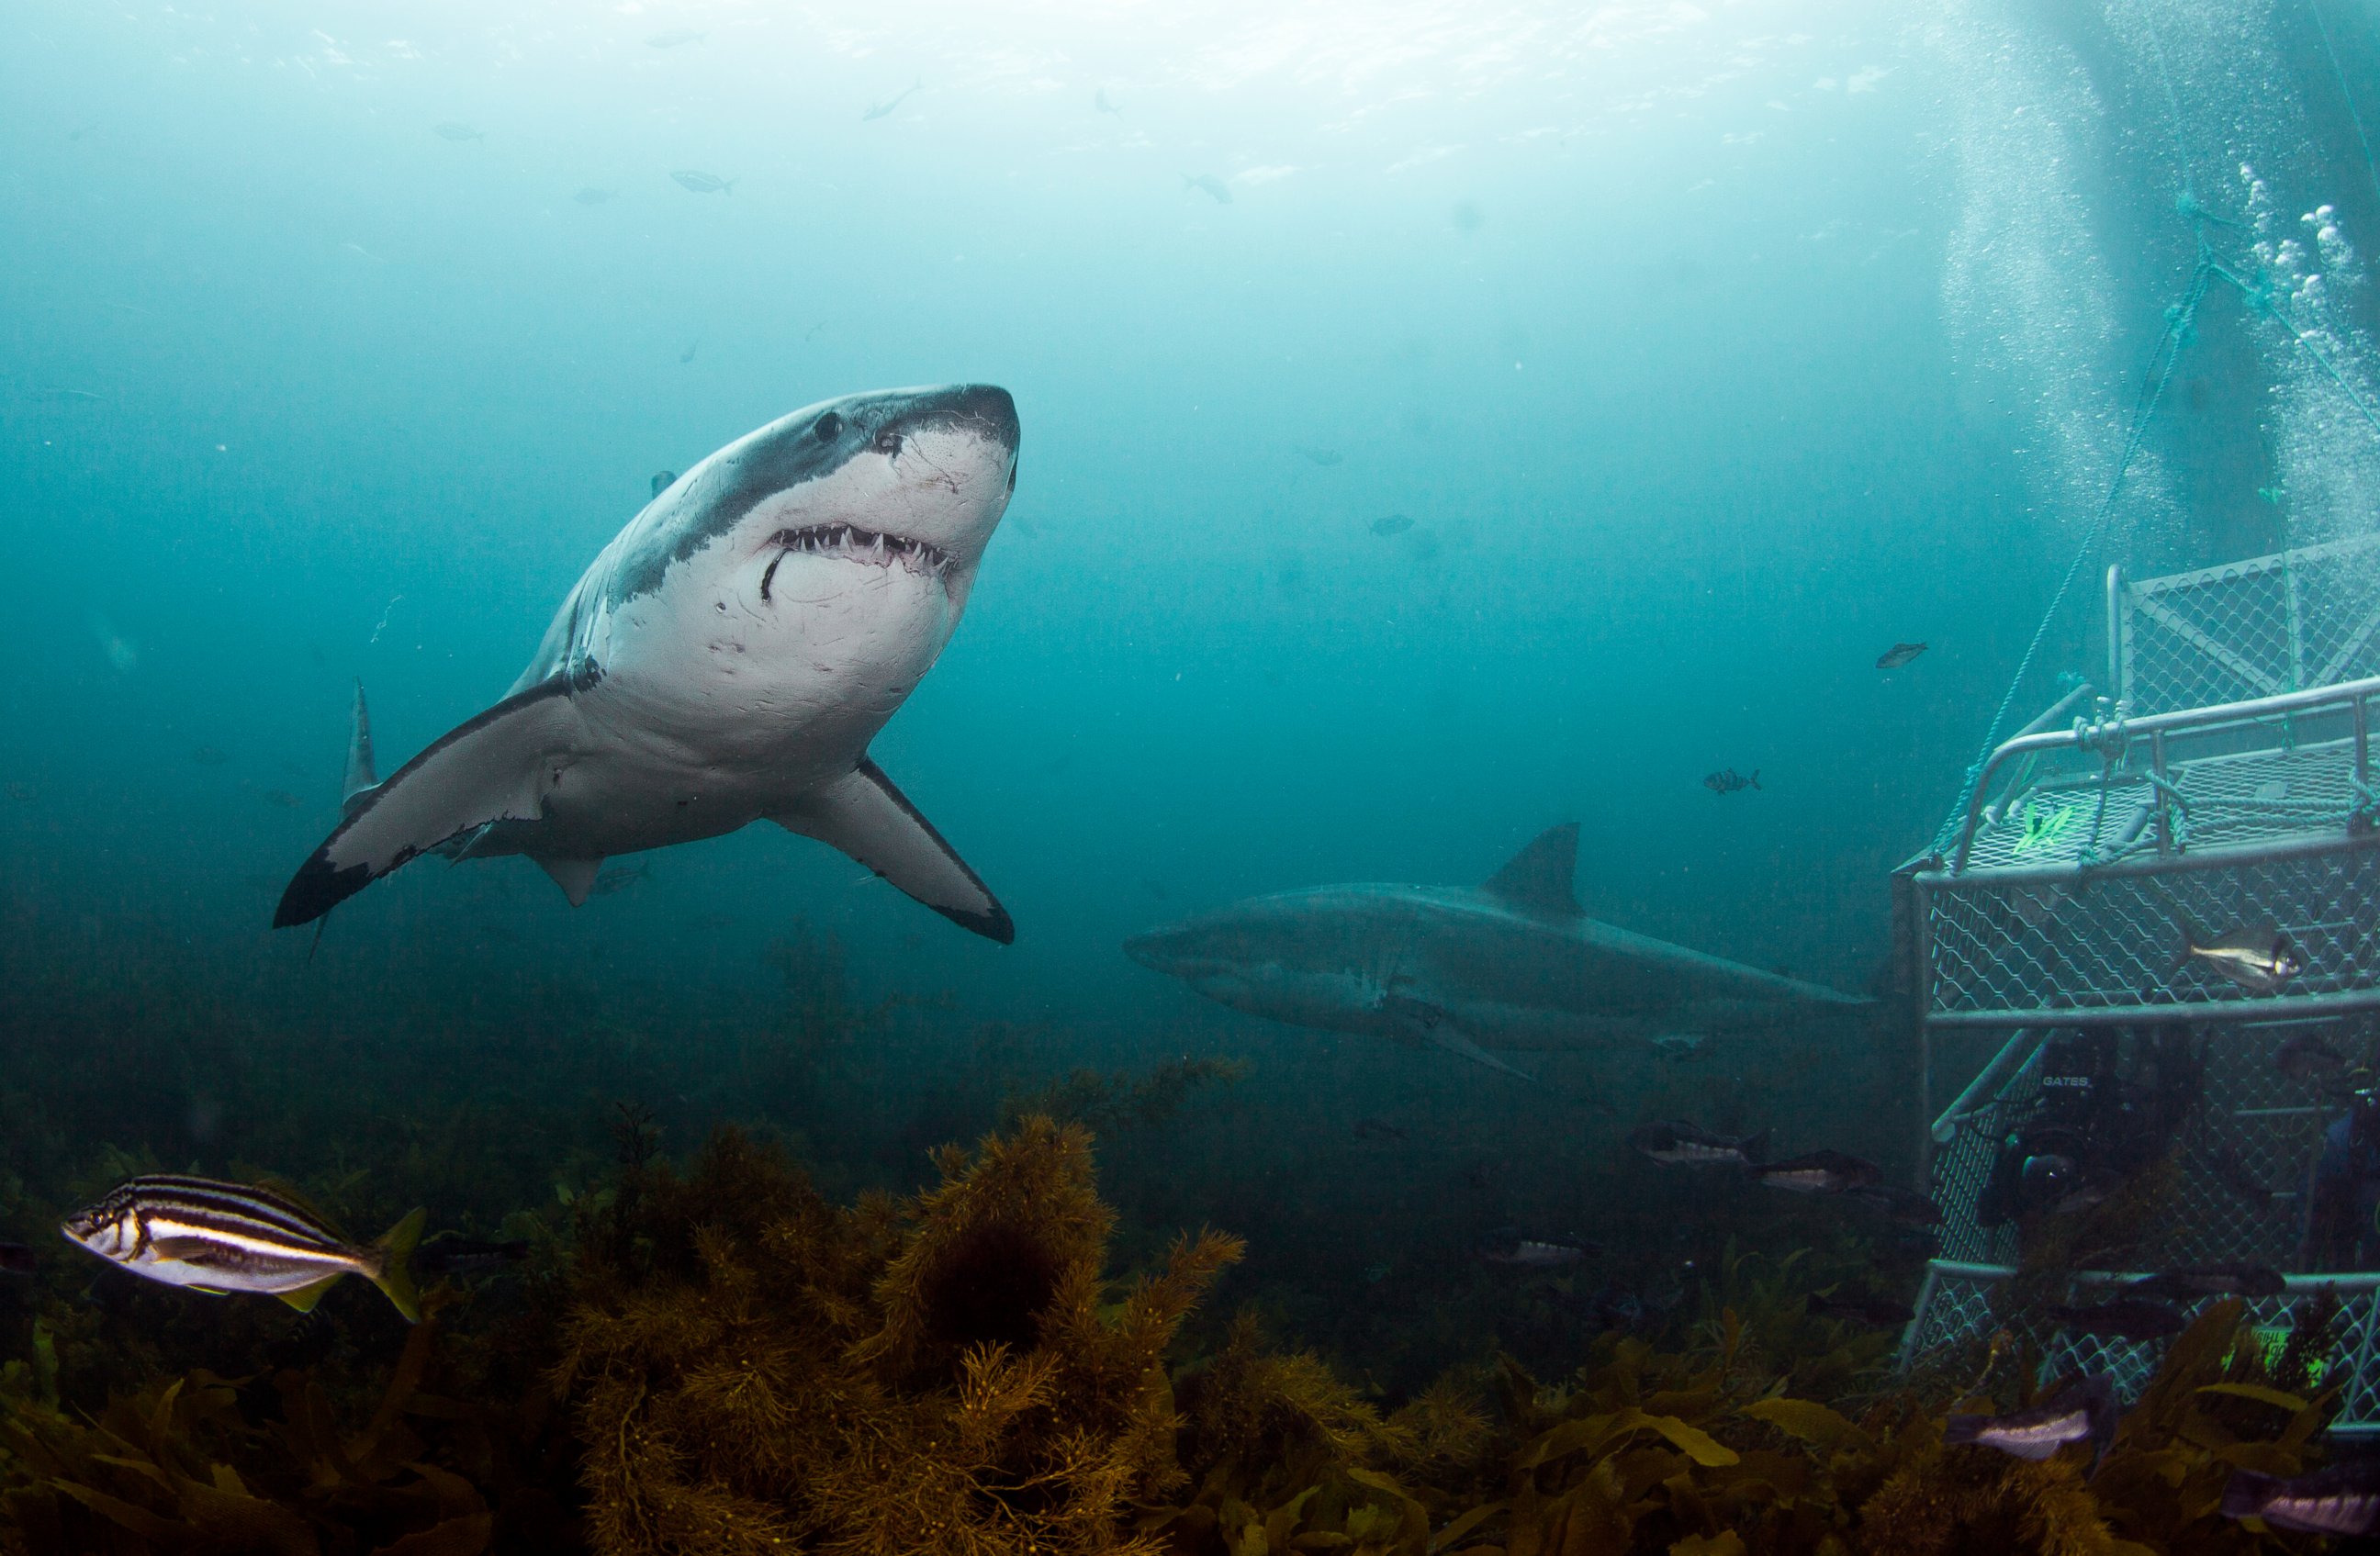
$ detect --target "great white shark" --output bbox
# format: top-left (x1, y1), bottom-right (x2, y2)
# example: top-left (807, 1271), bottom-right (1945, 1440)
top-left (275, 384), bottom-right (1019, 941)
top-left (1122, 823), bottom-right (1868, 1077)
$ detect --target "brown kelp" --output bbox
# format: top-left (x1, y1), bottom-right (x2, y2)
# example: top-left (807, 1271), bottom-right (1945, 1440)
top-left (0, 1115), bottom-right (2351, 1556)
top-left (996, 1057), bottom-right (1251, 1136)
top-left (556, 1118), bottom-right (1241, 1555)
top-left (0, 1312), bottom-right (578, 1556)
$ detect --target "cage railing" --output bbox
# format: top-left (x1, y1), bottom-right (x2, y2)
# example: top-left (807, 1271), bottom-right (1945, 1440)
top-left (1944, 674), bottom-right (2380, 876)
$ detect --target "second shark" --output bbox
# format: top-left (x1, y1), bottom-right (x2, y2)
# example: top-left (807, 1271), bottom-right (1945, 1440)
top-left (1124, 823), bottom-right (1867, 1078)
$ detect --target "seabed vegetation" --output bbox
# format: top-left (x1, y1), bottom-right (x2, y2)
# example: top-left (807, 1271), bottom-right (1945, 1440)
top-left (0, 926), bottom-right (2342, 1554)
top-left (0, 1102), bottom-right (2352, 1555)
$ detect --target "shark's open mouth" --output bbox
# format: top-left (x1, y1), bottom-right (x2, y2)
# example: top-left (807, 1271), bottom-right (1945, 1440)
top-left (760, 523), bottom-right (949, 600)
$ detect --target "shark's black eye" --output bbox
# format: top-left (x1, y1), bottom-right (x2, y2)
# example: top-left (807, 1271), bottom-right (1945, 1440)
top-left (814, 412), bottom-right (843, 442)
top-left (873, 428), bottom-right (904, 455)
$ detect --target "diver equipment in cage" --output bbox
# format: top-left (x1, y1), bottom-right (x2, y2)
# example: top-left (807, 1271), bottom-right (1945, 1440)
top-left (2302, 1082), bottom-right (2380, 1271)
top-left (1972, 1028), bottom-right (2206, 1228)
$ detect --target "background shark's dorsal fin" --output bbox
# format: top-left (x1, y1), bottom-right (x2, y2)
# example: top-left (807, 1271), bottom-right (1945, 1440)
top-left (1480, 823), bottom-right (1580, 915)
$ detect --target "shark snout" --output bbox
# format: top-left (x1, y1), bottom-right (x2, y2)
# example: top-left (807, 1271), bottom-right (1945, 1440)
top-left (899, 383), bottom-right (1018, 456)
top-left (1122, 929), bottom-right (1180, 974)
top-left (1122, 926), bottom-right (1229, 981)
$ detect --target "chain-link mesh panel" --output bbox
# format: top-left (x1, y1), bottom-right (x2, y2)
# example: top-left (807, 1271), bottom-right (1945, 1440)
top-left (2299, 549), bottom-right (2380, 687)
top-left (1911, 1020), bottom-right (2380, 1426)
top-left (2177, 743), bottom-right (2374, 852)
top-left (2126, 535), bottom-right (2380, 717)
top-left (1907, 1268), bottom-right (2380, 1421)
top-left (1925, 1024), bottom-right (2363, 1270)
top-left (1923, 841), bottom-right (2380, 1016)
top-left (2132, 563), bottom-right (2300, 711)
top-left (1960, 740), bottom-right (2367, 873)
top-left (1926, 1032), bottom-right (2040, 1267)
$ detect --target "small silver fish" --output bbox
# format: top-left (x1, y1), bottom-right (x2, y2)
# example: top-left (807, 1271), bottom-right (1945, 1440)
top-left (62, 1174), bottom-right (425, 1320)
top-left (670, 170), bottom-right (736, 195)
top-left (1746, 1149), bottom-right (1880, 1194)
top-left (1945, 1374), bottom-right (2117, 1472)
top-left (1477, 1230), bottom-right (1596, 1269)
top-left (1182, 173), bottom-right (1234, 205)
top-left (1095, 88), bottom-right (1122, 116)
top-left (573, 186), bottom-right (615, 206)
top-left (646, 28), bottom-right (702, 48)
top-left (2124, 1262), bottom-right (2286, 1300)
top-left (1876, 641), bottom-right (1927, 669)
top-left (2180, 923), bottom-right (2301, 992)
top-left (2223, 1461), bottom-right (2380, 1536)
top-left (432, 122), bottom-right (485, 142)
top-left (1629, 1120), bottom-right (1768, 1169)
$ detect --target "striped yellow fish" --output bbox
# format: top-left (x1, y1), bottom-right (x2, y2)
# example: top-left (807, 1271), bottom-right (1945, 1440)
top-left (61, 1174), bottom-right (425, 1322)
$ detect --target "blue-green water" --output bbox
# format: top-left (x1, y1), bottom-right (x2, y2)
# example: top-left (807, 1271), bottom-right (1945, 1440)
top-left (2, 0), bottom-right (2376, 1395)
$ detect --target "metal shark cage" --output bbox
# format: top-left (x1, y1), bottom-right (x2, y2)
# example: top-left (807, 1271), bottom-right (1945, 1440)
top-left (1894, 532), bottom-right (2380, 1429)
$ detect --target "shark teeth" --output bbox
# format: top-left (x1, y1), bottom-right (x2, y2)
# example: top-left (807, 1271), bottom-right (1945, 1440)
top-left (769, 523), bottom-right (948, 577)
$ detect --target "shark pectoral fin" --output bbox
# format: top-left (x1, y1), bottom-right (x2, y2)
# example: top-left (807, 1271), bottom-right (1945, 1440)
top-left (1426, 1024), bottom-right (1536, 1081)
top-left (776, 757), bottom-right (1013, 944)
top-left (534, 856), bottom-right (605, 907)
top-left (274, 673), bottom-right (583, 929)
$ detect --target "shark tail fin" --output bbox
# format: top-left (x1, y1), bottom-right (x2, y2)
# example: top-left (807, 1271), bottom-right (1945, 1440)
top-left (342, 682), bottom-right (377, 817)
top-left (2172, 912), bottom-right (2206, 973)
top-left (369, 1207), bottom-right (429, 1325)
top-left (1751, 770), bottom-right (1762, 790)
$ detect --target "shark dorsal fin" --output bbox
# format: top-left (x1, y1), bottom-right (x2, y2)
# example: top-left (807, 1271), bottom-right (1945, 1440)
top-left (1480, 823), bottom-right (1580, 915)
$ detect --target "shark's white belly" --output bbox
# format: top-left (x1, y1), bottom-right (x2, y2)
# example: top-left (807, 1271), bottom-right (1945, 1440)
top-left (275, 383), bottom-right (1020, 942)
top-left (529, 545), bottom-right (956, 857)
